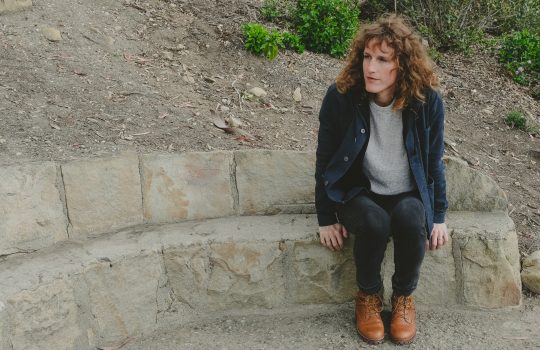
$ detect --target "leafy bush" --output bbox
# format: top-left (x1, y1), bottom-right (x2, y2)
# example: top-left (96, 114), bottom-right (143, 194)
top-left (294, 0), bottom-right (360, 57)
top-left (499, 30), bottom-right (540, 87)
top-left (357, 1), bottom-right (540, 53)
top-left (260, 0), bottom-right (296, 22)
top-left (533, 86), bottom-right (540, 101)
top-left (242, 23), bottom-right (304, 60)
top-left (504, 111), bottom-right (527, 130)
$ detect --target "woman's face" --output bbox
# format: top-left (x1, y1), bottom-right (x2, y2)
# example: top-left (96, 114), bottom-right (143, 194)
top-left (363, 40), bottom-right (398, 106)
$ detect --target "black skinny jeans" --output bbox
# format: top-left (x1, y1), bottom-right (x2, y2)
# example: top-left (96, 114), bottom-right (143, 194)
top-left (337, 190), bottom-right (426, 296)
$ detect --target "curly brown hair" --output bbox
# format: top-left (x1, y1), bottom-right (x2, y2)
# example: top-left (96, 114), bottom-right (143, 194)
top-left (336, 14), bottom-right (439, 110)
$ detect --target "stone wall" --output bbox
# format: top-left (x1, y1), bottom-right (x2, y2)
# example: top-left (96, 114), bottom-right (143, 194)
top-left (0, 151), bottom-right (522, 349)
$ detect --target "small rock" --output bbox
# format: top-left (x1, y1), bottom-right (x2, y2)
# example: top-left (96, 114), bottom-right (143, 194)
top-left (249, 87), bottom-right (267, 98)
top-left (220, 105), bottom-right (230, 112)
top-left (0, 138), bottom-right (5, 144)
top-left (43, 27), bottom-right (62, 42)
top-left (183, 75), bottom-right (195, 84)
top-left (162, 51), bottom-right (174, 60)
top-left (481, 108), bottom-right (493, 115)
top-left (522, 250), bottom-right (540, 294)
top-left (529, 149), bottom-right (540, 161)
top-left (293, 87), bottom-right (302, 102)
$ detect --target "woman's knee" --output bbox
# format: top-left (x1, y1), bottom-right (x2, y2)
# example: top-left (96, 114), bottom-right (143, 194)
top-left (391, 197), bottom-right (426, 237)
top-left (340, 196), bottom-right (390, 237)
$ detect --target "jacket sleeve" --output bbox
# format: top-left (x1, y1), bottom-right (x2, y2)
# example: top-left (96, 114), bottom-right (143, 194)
top-left (315, 86), bottom-right (340, 226)
top-left (428, 91), bottom-right (448, 223)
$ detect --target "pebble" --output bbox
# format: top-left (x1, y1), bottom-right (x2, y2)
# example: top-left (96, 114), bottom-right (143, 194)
top-left (43, 27), bottom-right (62, 42)
top-left (293, 87), bottom-right (302, 102)
top-left (162, 51), bottom-right (174, 61)
top-left (249, 87), bottom-right (267, 97)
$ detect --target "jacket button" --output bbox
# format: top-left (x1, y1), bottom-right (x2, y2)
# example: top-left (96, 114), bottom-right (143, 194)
top-left (360, 129), bottom-right (366, 134)
top-left (324, 180), bottom-right (329, 186)
top-left (344, 156), bottom-right (349, 162)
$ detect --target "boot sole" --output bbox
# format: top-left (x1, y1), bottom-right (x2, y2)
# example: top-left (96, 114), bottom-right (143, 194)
top-left (357, 329), bottom-right (384, 345)
top-left (390, 333), bottom-right (416, 345)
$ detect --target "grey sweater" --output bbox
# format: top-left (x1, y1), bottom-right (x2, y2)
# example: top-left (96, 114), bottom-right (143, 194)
top-left (362, 100), bottom-right (416, 195)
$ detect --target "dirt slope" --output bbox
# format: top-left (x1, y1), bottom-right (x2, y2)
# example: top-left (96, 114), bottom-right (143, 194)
top-left (1, 0), bottom-right (539, 256)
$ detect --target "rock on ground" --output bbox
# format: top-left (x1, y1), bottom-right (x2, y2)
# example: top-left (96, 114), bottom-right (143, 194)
top-left (522, 250), bottom-right (540, 294)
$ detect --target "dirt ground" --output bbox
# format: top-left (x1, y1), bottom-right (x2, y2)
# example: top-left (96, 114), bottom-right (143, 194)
top-left (123, 295), bottom-right (540, 350)
top-left (1, 0), bottom-right (539, 257)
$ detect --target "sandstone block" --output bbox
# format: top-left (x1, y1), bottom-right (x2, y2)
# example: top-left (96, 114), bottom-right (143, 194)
top-left (450, 212), bottom-right (521, 307)
top-left (163, 246), bottom-right (210, 309)
top-left (0, 0), bottom-right (32, 14)
top-left (0, 162), bottom-right (67, 256)
top-left (62, 153), bottom-right (143, 237)
top-left (207, 242), bottom-right (286, 309)
top-left (291, 240), bottom-right (356, 304)
top-left (236, 150), bottom-right (315, 214)
top-left (77, 253), bottom-right (165, 346)
top-left (521, 250), bottom-right (540, 294)
top-left (141, 152), bottom-right (234, 223)
top-left (382, 238), bottom-right (457, 305)
top-left (445, 156), bottom-right (507, 211)
top-left (7, 279), bottom-right (85, 350)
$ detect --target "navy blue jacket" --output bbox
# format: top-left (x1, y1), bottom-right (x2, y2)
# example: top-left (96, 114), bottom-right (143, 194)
top-left (315, 84), bottom-right (448, 239)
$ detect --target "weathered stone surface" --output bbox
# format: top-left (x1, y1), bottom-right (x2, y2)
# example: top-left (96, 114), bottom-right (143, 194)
top-left (445, 156), bottom-right (508, 211)
top-left (382, 238), bottom-right (457, 305)
top-left (522, 250), bottom-right (540, 294)
top-left (208, 242), bottom-right (286, 309)
top-left (163, 246), bottom-right (210, 309)
top-left (0, 162), bottom-right (67, 256)
top-left (77, 253), bottom-right (165, 346)
top-left (292, 240), bottom-right (356, 304)
top-left (450, 212), bottom-right (521, 307)
top-left (141, 152), bottom-right (234, 223)
top-left (0, 0), bottom-right (32, 14)
top-left (0, 300), bottom-right (9, 350)
top-left (7, 279), bottom-right (85, 350)
top-left (236, 150), bottom-right (315, 214)
top-left (62, 153), bottom-right (143, 237)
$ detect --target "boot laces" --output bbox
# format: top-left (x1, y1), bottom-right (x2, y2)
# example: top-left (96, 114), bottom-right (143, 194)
top-left (392, 295), bottom-right (413, 322)
top-left (358, 294), bottom-right (383, 316)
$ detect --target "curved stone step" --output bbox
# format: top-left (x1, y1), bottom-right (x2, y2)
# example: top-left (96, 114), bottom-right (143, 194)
top-left (0, 212), bottom-right (520, 350)
top-left (0, 152), bottom-right (507, 259)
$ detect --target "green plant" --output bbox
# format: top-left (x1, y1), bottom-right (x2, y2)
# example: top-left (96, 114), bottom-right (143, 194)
top-left (294, 0), bottom-right (360, 57)
top-left (261, 0), bottom-right (281, 22)
top-left (499, 30), bottom-right (540, 87)
top-left (242, 23), bottom-right (304, 60)
top-left (282, 31), bottom-right (305, 54)
top-left (504, 111), bottom-right (527, 130)
top-left (532, 86), bottom-right (540, 100)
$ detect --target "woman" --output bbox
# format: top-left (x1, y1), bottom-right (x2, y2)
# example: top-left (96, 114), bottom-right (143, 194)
top-left (315, 15), bottom-right (449, 345)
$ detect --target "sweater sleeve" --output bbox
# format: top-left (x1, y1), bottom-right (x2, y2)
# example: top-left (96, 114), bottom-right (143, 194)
top-left (315, 86), bottom-right (340, 226)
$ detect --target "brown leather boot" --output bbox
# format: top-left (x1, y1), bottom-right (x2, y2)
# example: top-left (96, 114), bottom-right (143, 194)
top-left (355, 290), bottom-right (384, 344)
top-left (390, 294), bottom-right (416, 345)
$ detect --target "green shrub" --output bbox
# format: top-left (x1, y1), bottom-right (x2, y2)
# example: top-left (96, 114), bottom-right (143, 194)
top-left (242, 23), bottom-right (304, 60)
top-left (260, 0), bottom-right (297, 23)
top-left (499, 30), bottom-right (540, 87)
top-left (294, 0), bottom-right (360, 57)
top-left (282, 31), bottom-right (305, 54)
top-left (504, 111), bottom-right (527, 130)
top-left (261, 0), bottom-right (281, 22)
top-left (532, 86), bottom-right (540, 100)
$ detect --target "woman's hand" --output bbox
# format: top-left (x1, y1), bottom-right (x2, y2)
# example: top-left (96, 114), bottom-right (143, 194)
top-left (428, 223), bottom-right (448, 250)
top-left (319, 224), bottom-right (348, 251)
